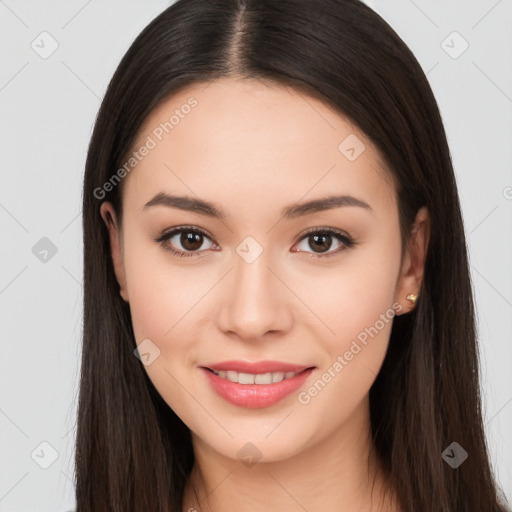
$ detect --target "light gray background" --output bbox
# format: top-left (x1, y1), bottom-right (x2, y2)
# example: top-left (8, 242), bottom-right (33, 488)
top-left (0, 1), bottom-right (510, 510)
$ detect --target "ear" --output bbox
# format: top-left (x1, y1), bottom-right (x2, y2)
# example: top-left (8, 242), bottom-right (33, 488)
top-left (100, 202), bottom-right (129, 302)
top-left (394, 206), bottom-right (430, 314)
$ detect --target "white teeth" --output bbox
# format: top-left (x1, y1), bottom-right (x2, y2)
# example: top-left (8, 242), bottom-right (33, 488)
top-left (226, 370), bottom-right (238, 382)
top-left (255, 373), bottom-right (272, 384)
top-left (213, 370), bottom-right (300, 384)
top-left (239, 372), bottom-right (255, 384)
top-left (272, 372), bottom-right (284, 383)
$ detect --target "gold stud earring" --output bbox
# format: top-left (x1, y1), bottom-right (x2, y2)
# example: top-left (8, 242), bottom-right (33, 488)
top-left (406, 293), bottom-right (418, 306)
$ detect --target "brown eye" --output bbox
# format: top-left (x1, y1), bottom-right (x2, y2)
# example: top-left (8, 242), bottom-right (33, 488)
top-left (293, 228), bottom-right (355, 257)
top-left (180, 230), bottom-right (204, 251)
top-left (155, 226), bottom-right (216, 257)
top-left (307, 233), bottom-right (333, 253)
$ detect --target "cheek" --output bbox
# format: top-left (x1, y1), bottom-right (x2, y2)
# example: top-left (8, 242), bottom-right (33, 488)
top-left (124, 248), bottom-right (206, 417)
top-left (305, 238), bottom-right (401, 349)
top-left (122, 225), bottom-right (204, 345)
top-left (295, 235), bottom-right (400, 407)
top-left (122, 232), bottom-right (225, 411)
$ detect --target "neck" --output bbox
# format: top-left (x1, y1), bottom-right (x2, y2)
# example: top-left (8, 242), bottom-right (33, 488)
top-left (181, 396), bottom-right (400, 512)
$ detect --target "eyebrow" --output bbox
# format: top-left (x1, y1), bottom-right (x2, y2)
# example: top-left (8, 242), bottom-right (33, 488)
top-left (142, 192), bottom-right (373, 219)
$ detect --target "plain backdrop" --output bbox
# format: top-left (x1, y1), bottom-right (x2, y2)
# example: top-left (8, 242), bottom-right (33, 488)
top-left (0, 1), bottom-right (511, 510)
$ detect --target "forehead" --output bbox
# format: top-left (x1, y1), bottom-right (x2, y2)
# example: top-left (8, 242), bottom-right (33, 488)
top-left (122, 77), bottom-right (395, 218)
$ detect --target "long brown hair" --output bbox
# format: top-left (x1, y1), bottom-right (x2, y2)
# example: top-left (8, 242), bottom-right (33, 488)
top-left (77, 0), bottom-right (509, 510)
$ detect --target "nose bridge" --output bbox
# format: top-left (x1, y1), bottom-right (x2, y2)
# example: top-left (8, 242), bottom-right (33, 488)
top-left (216, 239), bottom-right (292, 339)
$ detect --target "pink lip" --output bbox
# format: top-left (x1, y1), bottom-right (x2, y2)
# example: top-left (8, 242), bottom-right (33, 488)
top-left (202, 360), bottom-right (313, 374)
top-left (199, 366), bottom-right (316, 408)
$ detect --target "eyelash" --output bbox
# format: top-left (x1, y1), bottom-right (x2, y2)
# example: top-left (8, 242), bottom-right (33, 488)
top-left (153, 225), bottom-right (356, 259)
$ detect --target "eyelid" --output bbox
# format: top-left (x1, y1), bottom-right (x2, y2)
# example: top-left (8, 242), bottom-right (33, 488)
top-left (155, 225), bottom-right (214, 242)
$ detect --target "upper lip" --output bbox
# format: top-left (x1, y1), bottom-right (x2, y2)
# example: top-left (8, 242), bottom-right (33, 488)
top-left (201, 360), bottom-right (315, 374)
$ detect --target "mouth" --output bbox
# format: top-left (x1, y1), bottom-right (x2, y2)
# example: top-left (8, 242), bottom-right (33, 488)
top-left (199, 361), bottom-right (317, 408)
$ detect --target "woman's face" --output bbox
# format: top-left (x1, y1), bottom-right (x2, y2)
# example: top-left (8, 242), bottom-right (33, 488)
top-left (101, 77), bottom-right (427, 463)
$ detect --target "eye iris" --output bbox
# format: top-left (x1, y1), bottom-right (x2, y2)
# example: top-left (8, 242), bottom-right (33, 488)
top-left (310, 233), bottom-right (332, 253)
top-left (181, 231), bottom-right (203, 251)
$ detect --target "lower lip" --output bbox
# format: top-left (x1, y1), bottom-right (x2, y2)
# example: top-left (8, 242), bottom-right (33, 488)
top-left (200, 367), bottom-right (316, 408)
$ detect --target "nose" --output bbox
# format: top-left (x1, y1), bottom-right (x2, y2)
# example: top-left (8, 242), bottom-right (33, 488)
top-left (216, 250), bottom-right (294, 342)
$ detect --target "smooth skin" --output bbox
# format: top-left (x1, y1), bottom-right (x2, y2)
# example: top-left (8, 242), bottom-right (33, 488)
top-left (100, 77), bottom-right (429, 512)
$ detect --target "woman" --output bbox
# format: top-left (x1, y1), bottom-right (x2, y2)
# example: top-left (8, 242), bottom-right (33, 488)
top-left (76, 0), bottom-right (509, 510)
